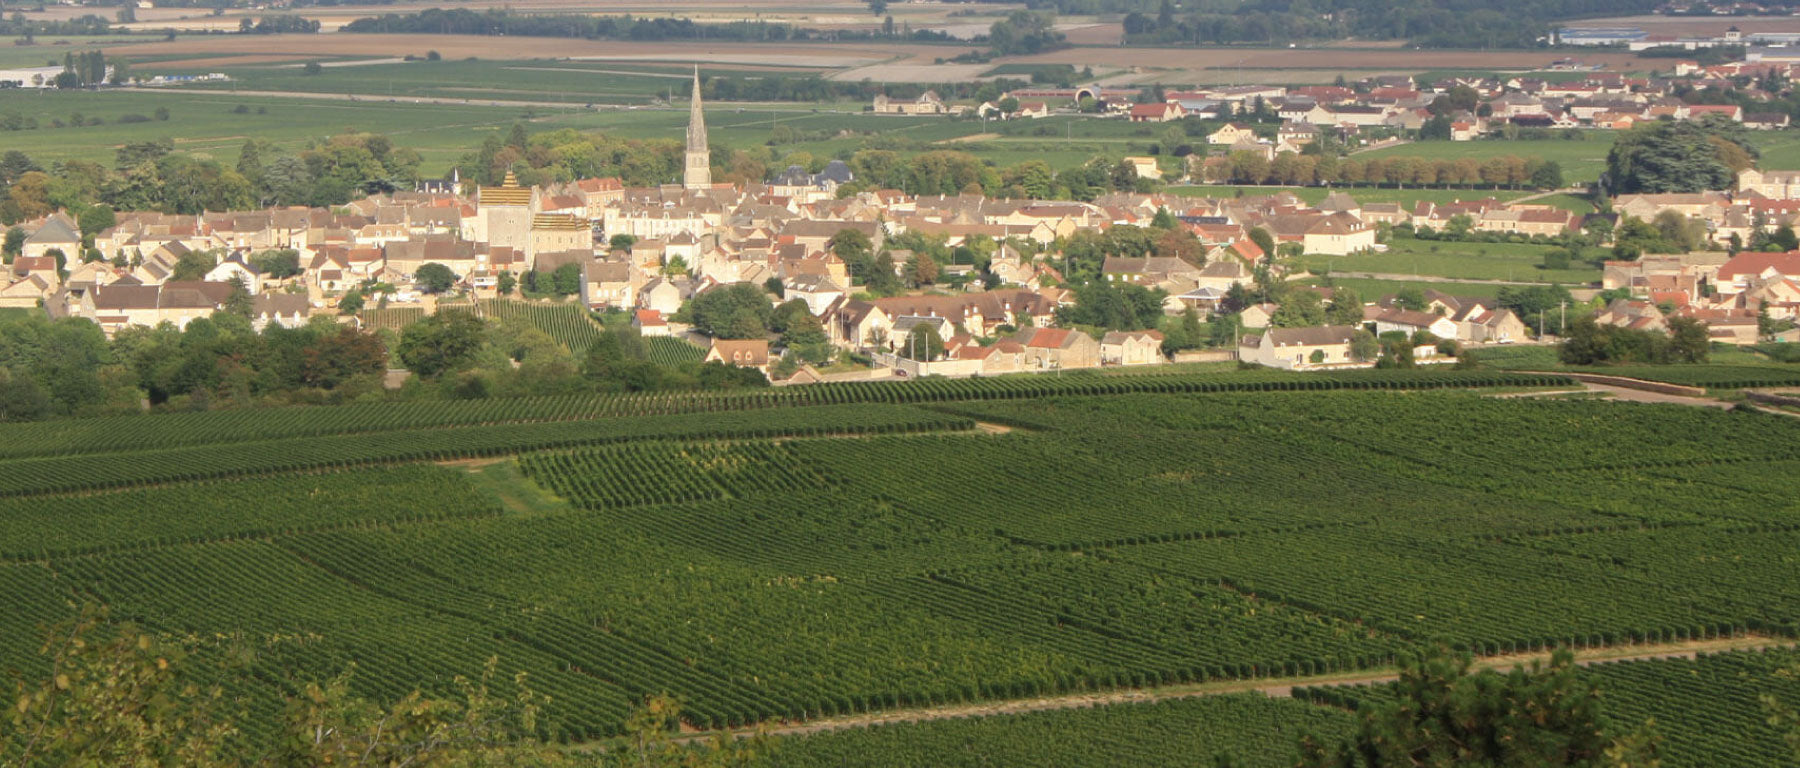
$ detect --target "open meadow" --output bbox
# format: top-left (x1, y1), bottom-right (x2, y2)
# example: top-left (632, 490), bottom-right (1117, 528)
top-left (1297, 238), bottom-right (1606, 285)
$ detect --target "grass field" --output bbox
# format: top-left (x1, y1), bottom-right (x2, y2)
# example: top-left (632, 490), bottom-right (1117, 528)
top-left (2, 377), bottom-right (1799, 759)
top-left (1298, 237), bottom-right (1605, 285)
top-left (1354, 136), bottom-right (1616, 184)
top-left (1166, 185), bottom-right (1532, 208)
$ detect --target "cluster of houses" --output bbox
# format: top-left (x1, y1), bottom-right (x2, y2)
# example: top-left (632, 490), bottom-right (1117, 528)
top-left (1599, 248), bottom-right (1800, 344)
top-left (3, 72), bottom-right (1795, 379)
top-left (893, 51), bottom-right (1795, 171)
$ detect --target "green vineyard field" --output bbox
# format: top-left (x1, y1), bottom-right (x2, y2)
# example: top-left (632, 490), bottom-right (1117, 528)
top-left (647, 336), bottom-right (706, 367)
top-left (0, 368), bottom-right (1571, 461)
top-left (0, 387), bottom-right (1795, 761)
top-left (480, 299), bottom-right (606, 353)
top-left (1295, 648), bottom-right (1800, 767)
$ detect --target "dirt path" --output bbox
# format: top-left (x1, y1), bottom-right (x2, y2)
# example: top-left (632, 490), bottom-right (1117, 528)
top-left (661, 636), bottom-right (1788, 743)
top-left (1579, 382), bottom-right (1733, 409)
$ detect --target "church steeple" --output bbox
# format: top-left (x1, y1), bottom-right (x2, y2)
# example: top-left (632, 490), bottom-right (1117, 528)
top-left (684, 66), bottom-right (710, 190)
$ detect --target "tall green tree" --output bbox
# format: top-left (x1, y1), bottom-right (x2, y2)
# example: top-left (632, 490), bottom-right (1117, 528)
top-left (1297, 648), bottom-right (1661, 768)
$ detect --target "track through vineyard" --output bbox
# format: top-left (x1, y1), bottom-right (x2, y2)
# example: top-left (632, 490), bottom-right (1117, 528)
top-left (671, 635), bottom-right (1792, 742)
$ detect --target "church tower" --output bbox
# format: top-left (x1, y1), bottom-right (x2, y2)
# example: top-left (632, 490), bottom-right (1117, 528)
top-left (684, 66), bottom-right (711, 190)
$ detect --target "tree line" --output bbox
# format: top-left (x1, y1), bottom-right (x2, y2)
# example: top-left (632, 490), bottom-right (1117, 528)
top-left (1117, 0), bottom-right (1665, 48)
top-left (1204, 151), bottom-right (1565, 190)
top-left (344, 9), bottom-right (810, 42)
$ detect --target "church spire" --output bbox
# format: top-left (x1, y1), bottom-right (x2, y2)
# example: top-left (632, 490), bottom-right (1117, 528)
top-left (684, 65), bottom-right (711, 190)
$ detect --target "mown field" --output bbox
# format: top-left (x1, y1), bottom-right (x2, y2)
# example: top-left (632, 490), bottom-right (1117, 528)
top-left (1354, 136), bottom-right (1616, 185)
top-left (2, 373), bottom-right (1798, 762)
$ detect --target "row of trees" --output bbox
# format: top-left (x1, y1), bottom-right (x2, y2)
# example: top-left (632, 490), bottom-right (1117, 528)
top-left (343, 9), bottom-right (808, 41)
top-left (1113, 0), bottom-right (1664, 48)
top-left (0, 133), bottom-right (423, 224)
top-left (1204, 151), bottom-right (1564, 190)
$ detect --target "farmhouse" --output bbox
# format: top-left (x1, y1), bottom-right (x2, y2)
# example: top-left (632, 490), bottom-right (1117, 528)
top-left (1238, 325), bottom-right (1367, 370)
top-left (704, 339), bottom-right (770, 373)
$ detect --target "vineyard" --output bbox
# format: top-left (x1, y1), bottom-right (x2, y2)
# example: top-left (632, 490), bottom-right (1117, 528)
top-left (0, 387), bottom-right (1796, 760)
top-left (480, 299), bottom-right (606, 354)
top-left (0, 368), bottom-right (1572, 460)
top-left (359, 305), bottom-right (425, 333)
top-left (1295, 648), bottom-right (1800, 767)
top-left (773, 694), bottom-right (1356, 768)
top-left (647, 336), bottom-right (706, 367)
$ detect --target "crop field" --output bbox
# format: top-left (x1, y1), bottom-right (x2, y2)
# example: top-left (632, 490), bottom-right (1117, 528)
top-left (1297, 237), bottom-right (1605, 285)
top-left (1, 380), bottom-right (1798, 760)
top-left (0, 89), bottom-right (565, 170)
top-left (161, 58), bottom-right (834, 105)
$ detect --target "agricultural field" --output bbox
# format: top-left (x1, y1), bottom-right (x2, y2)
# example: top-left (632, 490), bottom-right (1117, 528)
top-left (1296, 237), bottom-right (1606, 285)
top-left (2, 381), bottom-right (1798, 761)
top-left (0, 88), bottom-right (568, 171)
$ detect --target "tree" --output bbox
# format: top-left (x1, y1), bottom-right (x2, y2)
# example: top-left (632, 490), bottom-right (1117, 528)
top-left (1531, 160), bottom-right (1565, 190)
top-left (1667, 316), bottom-right (1710, 364)
top-left (300, 327), bottom-right (387, 388)
top-left (550, 262), bottom-right (583, 296)
top-left (609, 233), bottom-right (637, 251)
top-left (1297, 648), bottom-right (1660, 768)
top-left (1246, 227), bottom-right (1275, 260)
top-left (415, 262), bottom-right (458, 294)
top-left (249, 248), bottom-right (301, 279)
top-left (1271, 289), bottom-right (1326, 328)
top-left (688, 282), bottom-right (772, 339)
top-left (3, 606), bottom-right (239, 767)
top-left (302, 61), bottom-right (323, 75)
top-left (497, 270), bottom-right (517, 296)
top-left (1349, 329), bottom-right (1380, 362)
top-left (581, 327), bottom-right (662, 392)
top-left (1419, 114), bottom-right (1453, 141)
top-left (1393, 287), bottom-right (1427, 312)
top-left (2, 227), bottom-right (23, 260)
top-left (905, 251), bottom-right (939, 287)
top-left (170, 249), bottom-right (219, 282)
top-left (397, 311), bottom-right (485, 377)
top-left (1606, 117), bottom-right (1751, 194)
top-left (903, 324), bottom-right (945, 361)
top-left (1326, 288), bottom-right (1364, 326)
